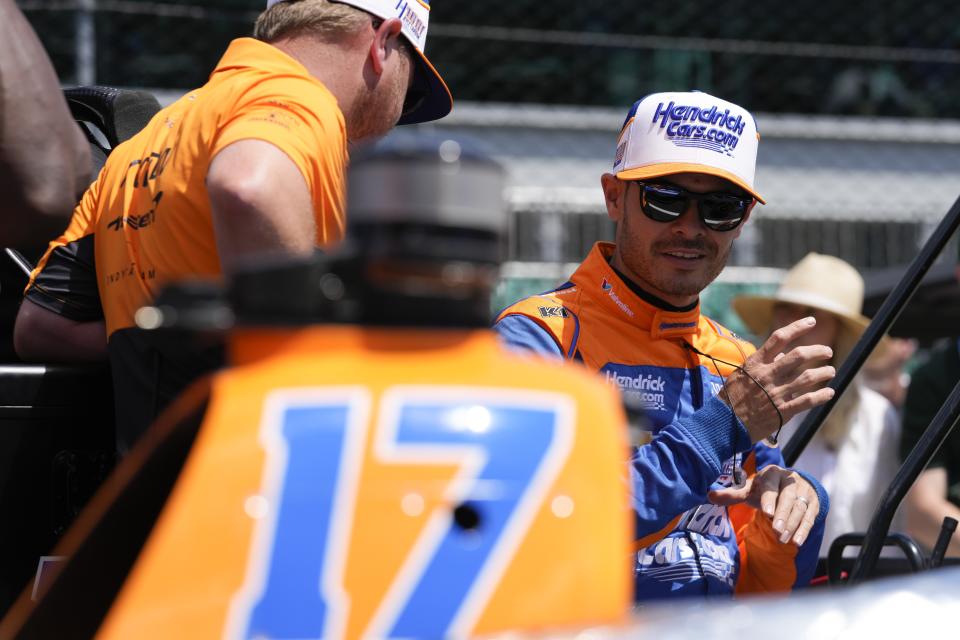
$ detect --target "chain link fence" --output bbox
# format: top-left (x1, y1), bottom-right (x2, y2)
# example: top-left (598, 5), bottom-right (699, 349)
top-left (19, 0), bottom-right (960, 296)
top-left (21, 0), bottom-right (960, 117)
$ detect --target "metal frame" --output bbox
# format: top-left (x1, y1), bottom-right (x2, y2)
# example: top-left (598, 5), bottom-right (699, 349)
top-left (783, 192), bottom-right (960, 583)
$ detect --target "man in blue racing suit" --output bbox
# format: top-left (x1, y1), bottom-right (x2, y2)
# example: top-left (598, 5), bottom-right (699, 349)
top-left (496, 91), bottom-right (834, 600)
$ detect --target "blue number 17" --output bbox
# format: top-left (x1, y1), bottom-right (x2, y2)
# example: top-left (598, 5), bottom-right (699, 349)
top-left (228, 387), bottom-right (572, 639)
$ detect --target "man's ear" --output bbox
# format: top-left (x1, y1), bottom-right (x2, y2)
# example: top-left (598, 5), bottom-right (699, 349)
top-left (601, 173), bottom-right (625, 223)
top-left (368, 17), bottom-right (404, 76)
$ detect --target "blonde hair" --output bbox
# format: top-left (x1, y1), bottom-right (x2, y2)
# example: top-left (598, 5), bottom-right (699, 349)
top-left (814, 318), bottom-right (864, 451)
top-left (254, 0), bottom-right (370, 43)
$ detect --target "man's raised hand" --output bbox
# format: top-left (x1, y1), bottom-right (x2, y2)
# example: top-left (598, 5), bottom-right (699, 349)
top-left (721, 316), bottom-right (836, 443)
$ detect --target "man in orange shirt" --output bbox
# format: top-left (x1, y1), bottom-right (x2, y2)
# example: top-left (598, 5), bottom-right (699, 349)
top-left (15, 0), bottom-right (452, 450)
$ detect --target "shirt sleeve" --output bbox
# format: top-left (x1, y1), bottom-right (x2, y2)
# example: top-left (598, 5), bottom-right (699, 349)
top-left (631, 394), bottom-right (754, 540)
top-left (752, 439), bottom-right (785, 470)
top-left (493, 314), bottom-right (565, 359)
top-left (734, 469), bottom-right (828, 593)
top-left (23, 179), bottom-right (103, 322)
top-left (211, 79), bottom-right (347, 245)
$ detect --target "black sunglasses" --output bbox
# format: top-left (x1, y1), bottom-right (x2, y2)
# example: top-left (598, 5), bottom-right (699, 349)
top-left (631, 180), bottom-right (753, 232)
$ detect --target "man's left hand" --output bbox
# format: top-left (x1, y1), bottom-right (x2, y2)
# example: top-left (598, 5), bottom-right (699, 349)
top-left (708, 465), bottom-right (819, 547)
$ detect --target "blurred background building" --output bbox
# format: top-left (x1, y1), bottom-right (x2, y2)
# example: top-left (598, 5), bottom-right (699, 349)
top-left (17, 0), bottom-right (960, 338)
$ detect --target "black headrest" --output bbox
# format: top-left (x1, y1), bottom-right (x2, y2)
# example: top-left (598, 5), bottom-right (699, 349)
top-left (64, 86), bottom-right (161, 170)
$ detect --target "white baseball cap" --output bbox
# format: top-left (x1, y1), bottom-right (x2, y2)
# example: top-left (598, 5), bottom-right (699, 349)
top-left (612, 91), bottom-right (764, 203)
top-left (265, 0), bottom-right (452, 125)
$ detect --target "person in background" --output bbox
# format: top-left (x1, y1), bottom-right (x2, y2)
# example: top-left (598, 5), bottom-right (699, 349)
top-left (862, 337), bottom-right (916, 410)
top-left (899, 244), bottom-right (960, 556)
top-left (495, 91), bottom-right (834, 600)
top-left (13, 0), bottom-right (452, 452)
top-left (733, 252), bottom-right (901, 557)
top-left (0, 0), bottom-right (91, 240)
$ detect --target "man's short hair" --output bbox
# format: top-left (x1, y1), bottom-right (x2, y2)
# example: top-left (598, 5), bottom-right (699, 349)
top-left (254, 0), bottom-right (369, 43)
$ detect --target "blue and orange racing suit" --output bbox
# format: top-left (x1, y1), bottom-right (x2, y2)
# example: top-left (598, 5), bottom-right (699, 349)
top-left (494, 242), bottom-right (828, 601)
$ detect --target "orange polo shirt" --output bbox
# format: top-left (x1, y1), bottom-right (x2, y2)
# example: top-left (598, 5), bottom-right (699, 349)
top-left (26, 37), bottom-right (348, 336)
top-left (24, 38), bottom-right (349, 450)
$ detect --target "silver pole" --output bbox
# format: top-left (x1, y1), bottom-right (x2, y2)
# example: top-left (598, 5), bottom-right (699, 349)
top-left (75, 0), bottom-right (96, 85)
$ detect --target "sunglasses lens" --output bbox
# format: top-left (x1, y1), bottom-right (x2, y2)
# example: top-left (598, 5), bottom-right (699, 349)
top-left (701, 195), bottom-right (750, 231)
top-left (640, 184), bottom-right (687, 222)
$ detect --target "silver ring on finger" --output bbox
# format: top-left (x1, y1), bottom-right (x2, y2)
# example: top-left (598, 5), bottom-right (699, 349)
top-left (795, 495), bottom-right (810, 509)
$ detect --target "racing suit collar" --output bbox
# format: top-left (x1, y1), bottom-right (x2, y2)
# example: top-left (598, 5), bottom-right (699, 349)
top-left (578, 242), bottom-right (702, 340)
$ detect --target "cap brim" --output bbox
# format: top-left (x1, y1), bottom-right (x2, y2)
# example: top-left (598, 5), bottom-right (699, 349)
top-left (616, 162), bottom-right (766, 204)
top-left (397, 48), bottom-right (452, 125)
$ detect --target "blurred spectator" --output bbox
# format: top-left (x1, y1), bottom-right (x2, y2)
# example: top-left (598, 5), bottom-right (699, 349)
top-left (0, 0), bottom-right (91, 242)
top-left (823, 66), bottom-right (919, 117)
top-left (901, 342), bottom-right (960, 555)
top-left (733, 252), bottom-right (901, 556)
top-left (899, 240), bottom-right (960, 557)
top-left (862, 337), bottom-right (917, 410)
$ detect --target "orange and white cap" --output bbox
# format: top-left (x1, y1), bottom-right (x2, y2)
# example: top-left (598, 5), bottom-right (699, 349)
top-left (265, 0), bottom-right (452, 125)
top-left (612, 91), bottom-right (764, 203)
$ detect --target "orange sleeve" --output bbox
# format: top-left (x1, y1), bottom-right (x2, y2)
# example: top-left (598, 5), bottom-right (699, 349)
top-left (27, 174), bottom-right (102, 291)
top-left (22, 175), bottom-right (105, 321)
top-left (494, 295), bottom-right (581, 360)
top-left (211, 78), bottom-right (348, 246)
top-left (733, 508), bottom-right (799, 594)
top-left (731, 449), bottom-right (803, 595)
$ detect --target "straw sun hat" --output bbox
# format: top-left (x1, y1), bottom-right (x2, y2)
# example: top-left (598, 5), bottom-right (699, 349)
top-left (731, 252), bottom-right (872, 365)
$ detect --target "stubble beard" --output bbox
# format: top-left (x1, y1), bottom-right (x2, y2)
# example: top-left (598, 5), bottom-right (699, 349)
top-left (346, 90), bottom-right (394, 142)
top-left (620, 219), bottom-right (732, 299)
top-left (346, 64), bottom-right (408, 142)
